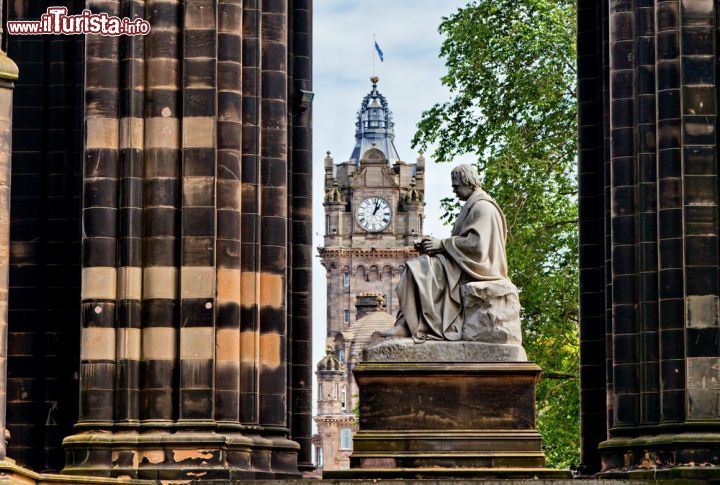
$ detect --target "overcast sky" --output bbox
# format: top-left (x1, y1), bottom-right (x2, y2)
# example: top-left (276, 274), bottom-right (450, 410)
top-left (311, 0), bottom-right (474, 371)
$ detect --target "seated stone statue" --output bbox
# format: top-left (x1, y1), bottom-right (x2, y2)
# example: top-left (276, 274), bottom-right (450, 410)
top-left (381, 164), bottom-right (522, 346)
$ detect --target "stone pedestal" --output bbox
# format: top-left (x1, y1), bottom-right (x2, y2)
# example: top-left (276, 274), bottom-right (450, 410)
top-left (326, 340), bottom-right (570, 479)
top-left (61, 431), bottom-right (299, 481)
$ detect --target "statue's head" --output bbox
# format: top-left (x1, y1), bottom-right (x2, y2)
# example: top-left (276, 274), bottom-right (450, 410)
top-left (451, 164), bottom-right (481, 201)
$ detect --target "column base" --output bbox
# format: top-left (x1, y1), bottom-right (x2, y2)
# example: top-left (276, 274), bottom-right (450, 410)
top-left (341, 360), bottom-right (570, 480)
top-left (62, 429), bottom-right (300, 481)
top-left (0, 459), bottom-right (153, 484)
top-left (599, 433), bottom-right (720, 479)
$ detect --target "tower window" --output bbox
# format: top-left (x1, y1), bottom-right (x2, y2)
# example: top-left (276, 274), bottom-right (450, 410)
top-left (317, 447), bottom-right (324, 467)
top-left (343, 272), bottom-right (350, 287)
top-left (340, 385), bottom-right (347, 411)
top-left (343, 310), bottom-right (350, 325)
top-left (338, 349), bottom-right (345, 365)
top-left (340, 428), bottom-right (352, 450)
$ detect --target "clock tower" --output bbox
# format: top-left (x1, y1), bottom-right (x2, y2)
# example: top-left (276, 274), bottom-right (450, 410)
top-left (319, 77), bottom-right (425, 335)
top-left (314, 78), bottom-right (425, 473)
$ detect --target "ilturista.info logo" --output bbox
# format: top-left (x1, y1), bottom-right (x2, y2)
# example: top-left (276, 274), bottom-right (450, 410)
top-left (7, 7), bottom-right (150, 36)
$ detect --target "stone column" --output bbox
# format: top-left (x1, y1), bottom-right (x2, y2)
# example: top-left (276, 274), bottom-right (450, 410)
top-left (77, 0), bottom-right (121, 432)
top-left (289, 0), bottom-right (314, 472)
top-left (576, 0), bottom-right (608, 474)
top-left (578, 0), bottom-right (720, 477)
top-left (5, 1), bottom-right (84, 470)
top-left (62, 0), bottom-right (311, 479)
top-left (0, 37), bottom-right (18, 463)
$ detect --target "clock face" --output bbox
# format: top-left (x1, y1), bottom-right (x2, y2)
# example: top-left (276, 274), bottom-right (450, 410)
top-left (356, 197), bottom-right (392, 233)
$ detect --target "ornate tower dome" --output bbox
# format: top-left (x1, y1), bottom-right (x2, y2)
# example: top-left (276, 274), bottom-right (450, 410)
top-left (349, 77), bottom-right (401, 165)
top-left (317, 346), bottom-right (342, 372)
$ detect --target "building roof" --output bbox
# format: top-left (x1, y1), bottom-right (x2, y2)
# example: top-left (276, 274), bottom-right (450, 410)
top-left (349, 77), bottom-right (401, 165)
top-left (345, 309), bottom-right (396, 363)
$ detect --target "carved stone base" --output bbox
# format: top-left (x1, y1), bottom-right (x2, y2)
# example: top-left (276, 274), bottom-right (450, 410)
top-left (599, 433), bottom-right (720, 479)
top-left (62, 429), bottom-right (300, 481)
top-left (363, 338), bottom-right (527, 362)
top-left (326, 360), bottom-right (570, 480)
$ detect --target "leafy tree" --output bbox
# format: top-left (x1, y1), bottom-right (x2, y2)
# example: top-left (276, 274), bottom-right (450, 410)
top-left (413, 0), bottom-right (578, 469)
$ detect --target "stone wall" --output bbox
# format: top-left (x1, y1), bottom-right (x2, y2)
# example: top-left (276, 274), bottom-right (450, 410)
top-left (322, 249), bottom-right (415, 334)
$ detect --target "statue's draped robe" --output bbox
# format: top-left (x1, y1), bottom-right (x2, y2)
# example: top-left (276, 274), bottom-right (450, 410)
top-left (397, 189), bottom-right (510, 340)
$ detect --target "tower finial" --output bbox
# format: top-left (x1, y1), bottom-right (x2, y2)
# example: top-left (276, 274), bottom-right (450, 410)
top-left (370, 76), bottom-right (379, 86)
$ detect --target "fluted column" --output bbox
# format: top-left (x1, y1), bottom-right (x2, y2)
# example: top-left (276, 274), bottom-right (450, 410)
top-left (578, 0), bottom-right (720, 477)
top-left (115, 0), bottom-right (145, 427)
top-left (61, 0), bottom-right (310, 479)
top-left (257, 0), bottom-right (301, 477)
top-left (78, 0), bottom-right (121, 429)
top-left (141, 0), bottom-right (181, 427)
top-left (178, 0), bottom-right (218, 426)
top-left (289, 0), bottom-right (313, 471)
top-left (215, 0), bottom-right (243, 430)
top-left (240, 0), bottom-right (261, 430)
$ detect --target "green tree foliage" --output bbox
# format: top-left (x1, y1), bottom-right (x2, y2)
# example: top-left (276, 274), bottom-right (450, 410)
top-left (413, 0), bottom-right (579, 469)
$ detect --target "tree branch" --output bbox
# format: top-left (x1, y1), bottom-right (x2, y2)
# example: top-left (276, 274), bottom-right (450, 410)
top-left (542, 371), bottom-right (578, 380)
top-left (543, 219), bottom-right (578, 230)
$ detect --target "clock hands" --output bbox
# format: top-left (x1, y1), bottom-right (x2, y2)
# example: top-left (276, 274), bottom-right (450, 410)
top-left (357, 197), bottom-right (390, 232)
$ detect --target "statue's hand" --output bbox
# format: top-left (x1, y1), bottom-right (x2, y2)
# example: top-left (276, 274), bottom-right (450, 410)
top-left (421, 237), bottom-right (442, 255)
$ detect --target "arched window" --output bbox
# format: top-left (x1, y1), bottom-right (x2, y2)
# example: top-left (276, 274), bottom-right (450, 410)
top-left (340, 385), bottom-right (347, 411)
top-left (368, 265), bottom-right (379, 281)
top-left (343, 310), bottom-right (350, 325)
top-left (338, 349), bottom-right (345, 365)
top-left (340, 428), bottom-right (352, 450)
top-left (318, 383), bottom-right (323, 400)
top-left (343, 271), bottom-right (350, 287)
top-left (317, 447), bottom-right (324, 467)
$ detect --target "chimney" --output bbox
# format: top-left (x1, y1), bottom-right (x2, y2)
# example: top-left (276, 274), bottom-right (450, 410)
top-left (355, 292), bottom-right (385, 320)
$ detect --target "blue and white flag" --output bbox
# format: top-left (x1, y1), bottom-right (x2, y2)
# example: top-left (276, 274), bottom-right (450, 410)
top-left (374, 41), bottom-right (384, 62)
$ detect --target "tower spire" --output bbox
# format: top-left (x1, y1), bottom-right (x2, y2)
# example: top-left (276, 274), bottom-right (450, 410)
top-left (349, 77), bottom-right (400, 165)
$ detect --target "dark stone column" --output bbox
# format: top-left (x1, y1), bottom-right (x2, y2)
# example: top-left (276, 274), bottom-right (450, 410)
top-left (289, 0), bottom-right (313, 472)
top-left (0, 26), bottom-right (18, 463)
top-left (240, 0), bottom-right (261, 431)
top-left (6, 0), bottom-right (84, 471)
top-left (578, 0), bottom-right (720, 477)
top-left (576, 0), bottom-right (608, 473)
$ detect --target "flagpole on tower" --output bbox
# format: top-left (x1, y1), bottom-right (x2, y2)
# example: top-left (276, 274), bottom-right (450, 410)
top-left (373, 33), bottom-right (376, 77)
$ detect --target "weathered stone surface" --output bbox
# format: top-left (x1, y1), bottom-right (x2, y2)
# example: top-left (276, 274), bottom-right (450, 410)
top-left (462, 279), bottom-right (522, 344)
top-left (339, 360), bottom-right (569, 479)
top-left (363, 338), bottom-right (527, 362)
